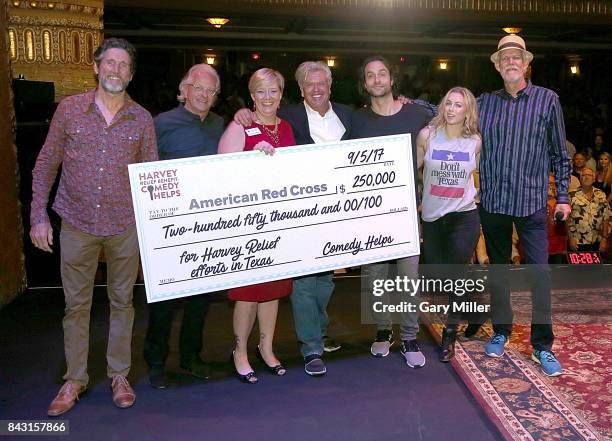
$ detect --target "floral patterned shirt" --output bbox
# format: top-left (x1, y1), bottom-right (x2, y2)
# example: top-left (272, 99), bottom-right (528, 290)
top-left (567, 188), bottom-right (611, 245)
top-left (31, 89), bottom-right (158, 236)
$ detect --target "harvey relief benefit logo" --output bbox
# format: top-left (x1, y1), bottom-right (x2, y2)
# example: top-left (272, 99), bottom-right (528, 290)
top-left (138, 168), bottom-right (181, 201)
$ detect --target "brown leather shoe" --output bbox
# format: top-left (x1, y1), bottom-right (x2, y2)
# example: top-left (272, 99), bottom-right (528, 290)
top-left (111, 375), bottom-right (136, 408)
top-left (47, 382), bottom-right (86, 416)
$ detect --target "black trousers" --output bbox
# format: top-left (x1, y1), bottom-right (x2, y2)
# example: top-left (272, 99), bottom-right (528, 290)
top-left (143, 294), bottom-right (210, 368)
top-left (422, 209), bottom-right (481, 327)
top-left (480, 206), bottom-right (554, 351)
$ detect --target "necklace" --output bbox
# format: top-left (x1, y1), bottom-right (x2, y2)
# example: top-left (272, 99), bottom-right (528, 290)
top-left (260, 118), bottom-right (280, 146)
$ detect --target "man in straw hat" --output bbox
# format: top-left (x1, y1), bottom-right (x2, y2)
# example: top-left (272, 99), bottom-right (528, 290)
top-left (477, 34), bottom-right (571, 376)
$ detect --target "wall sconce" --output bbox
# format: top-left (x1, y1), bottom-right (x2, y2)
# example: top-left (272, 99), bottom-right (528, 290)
top-left (438, 60), bottom-right (449, 70)
top-left (502, 27), bottom-right (522, 34)
top-left (567, 55), bottom-right (581, 76)
top-left (205, 55), bottom-right (216, 65)
top-left (251, 52), bottom-right (260, 60)
top-left (399, 56), bottom-right (406, 63)
top-left (206, 18), bottom-right (229, 29)
top-left (326, 57), bottom-right (336, 68)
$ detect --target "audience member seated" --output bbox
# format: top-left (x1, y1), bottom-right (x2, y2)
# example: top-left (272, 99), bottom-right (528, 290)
top-left (594, 151), bottom-right (612, 199)
top-left (568, 168), bottom-right (611, 253)
top-left (591, 134), bottom-right (608, 160)
top-left (583, 147), bottom-right (598, 172)
top-left (571, 152), bottom-right (588, 179)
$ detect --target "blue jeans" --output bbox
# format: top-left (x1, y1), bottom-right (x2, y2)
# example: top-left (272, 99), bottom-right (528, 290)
top-left (480, 206), bottom-right (554, 351)
top-left (290, 272), bottom-right (334, 357)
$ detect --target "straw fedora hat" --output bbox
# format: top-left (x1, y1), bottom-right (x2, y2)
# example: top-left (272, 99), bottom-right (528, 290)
top-left (490, 34), bottom-right (534, 64)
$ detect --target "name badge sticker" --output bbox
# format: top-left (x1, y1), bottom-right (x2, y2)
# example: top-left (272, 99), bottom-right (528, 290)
top-left (245, 127), bottom-right (262, 136)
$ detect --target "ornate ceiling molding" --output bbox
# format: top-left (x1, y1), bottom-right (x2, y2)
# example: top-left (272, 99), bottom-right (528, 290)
top-left (222, 0), bottom-right (612, 15)
top-left (9, 15), bottom-right (103, 29)
top-left (9, 1), bottom-right (103, 17)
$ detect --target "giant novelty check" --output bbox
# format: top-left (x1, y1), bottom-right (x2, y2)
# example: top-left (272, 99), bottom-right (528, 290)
top-left (128, 134), bottom-right (420, 303)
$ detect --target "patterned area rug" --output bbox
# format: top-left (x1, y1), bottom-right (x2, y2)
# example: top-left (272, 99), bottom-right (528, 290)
top-left (424, 287), bottom-right (611, 441)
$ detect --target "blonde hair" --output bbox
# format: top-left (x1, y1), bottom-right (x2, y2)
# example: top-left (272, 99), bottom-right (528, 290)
top-left (429, 87), bottom-right (480, 138)
top-left (295, 61), bottom-right (332, 88)
top-left (248, 68), bottom-right (284, 93)
top-left (177, 64), bottom-right (220, 103)
top-left (597, 152), bottom-right (612, 186)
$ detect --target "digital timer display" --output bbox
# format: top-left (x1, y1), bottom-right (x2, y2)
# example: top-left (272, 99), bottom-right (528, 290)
top-left (567, 251), bottom-right (602, 265)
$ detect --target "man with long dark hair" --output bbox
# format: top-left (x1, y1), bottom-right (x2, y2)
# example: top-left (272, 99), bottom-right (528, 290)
top-left (352, 56), bottom-right (432, 368)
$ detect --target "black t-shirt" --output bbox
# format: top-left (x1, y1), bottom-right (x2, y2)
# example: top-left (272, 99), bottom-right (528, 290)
top-left (351, 103), bottom-right (433, 192)
top-left (154, 105), bottom-right (224, 160)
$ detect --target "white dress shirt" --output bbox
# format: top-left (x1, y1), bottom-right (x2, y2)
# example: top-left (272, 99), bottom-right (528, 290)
top-left (304, 101), bottom-right (346, 143)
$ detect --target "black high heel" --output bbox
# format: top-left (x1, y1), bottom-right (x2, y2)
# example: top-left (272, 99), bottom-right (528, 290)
top-left (256, 346), bottom-right (287, 376)
top-left (231, 350), bottom-right (258, 384)
top-left (439, 328), bottom-right (457, 363)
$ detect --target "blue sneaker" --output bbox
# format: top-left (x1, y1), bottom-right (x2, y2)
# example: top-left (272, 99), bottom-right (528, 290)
top-left (531, 349), bottom-right (563, 376)
top-left (485, 333), bottom-right (508, 357)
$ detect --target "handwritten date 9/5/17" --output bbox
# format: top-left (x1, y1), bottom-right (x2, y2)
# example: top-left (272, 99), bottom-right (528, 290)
top-left (346, 148), bottom-right (395, 169)
top-left (347, 148), bottom-right (385, 165)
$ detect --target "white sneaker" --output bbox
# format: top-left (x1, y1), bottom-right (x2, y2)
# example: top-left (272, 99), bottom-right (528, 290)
top-left (371, 330), bottom-right (394, 357)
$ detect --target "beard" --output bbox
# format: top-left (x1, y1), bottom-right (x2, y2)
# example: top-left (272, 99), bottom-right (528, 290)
top-left (99, 75), bottom-right (129, 94)
top-left (501, 68), bottom-right (524, 84)
top-left (367, 84), bottom-right (392, 98)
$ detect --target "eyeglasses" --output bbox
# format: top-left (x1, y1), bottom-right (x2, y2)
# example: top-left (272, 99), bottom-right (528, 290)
top-left (186, 84), bottom-right (218, 96)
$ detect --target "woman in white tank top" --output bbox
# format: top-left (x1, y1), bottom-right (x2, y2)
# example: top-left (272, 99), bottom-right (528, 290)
top-left (416, 87), bottom-right (481, 362)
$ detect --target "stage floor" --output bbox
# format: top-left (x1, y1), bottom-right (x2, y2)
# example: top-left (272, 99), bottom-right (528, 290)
top-left (0, 275), bottom-right (503, 441)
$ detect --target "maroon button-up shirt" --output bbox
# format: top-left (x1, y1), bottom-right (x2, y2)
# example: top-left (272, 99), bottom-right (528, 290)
top-left (31, 88), bottom-right (158, 236)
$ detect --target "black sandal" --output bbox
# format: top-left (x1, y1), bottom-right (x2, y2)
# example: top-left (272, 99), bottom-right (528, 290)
top-left (256, 346), bottom-right (287, 376)
top-left (231, 351), bottom-right (258, 384)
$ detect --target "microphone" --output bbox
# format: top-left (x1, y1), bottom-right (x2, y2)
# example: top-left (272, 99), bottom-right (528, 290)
top-left (554, 211), bottom-right (564, 221)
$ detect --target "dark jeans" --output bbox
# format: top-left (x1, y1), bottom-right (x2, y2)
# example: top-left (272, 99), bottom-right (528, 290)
top-left (480, 206), bottom-right (554, 351)
top-left (143, 294), bottom-right (210, 369)
top-left (422, 209), bottom-right (481, 327)
top-left (290, 272), bottom-right (334, 357)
